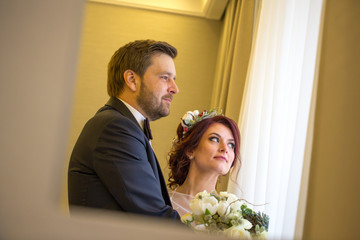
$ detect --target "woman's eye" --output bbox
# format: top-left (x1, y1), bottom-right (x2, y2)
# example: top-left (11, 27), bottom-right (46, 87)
top-left (209, 136), bottom-right (219, 143)
top-left (161, 76), bottom-right (168, 80)
top-left (228, 142), bottom-right (235, 149)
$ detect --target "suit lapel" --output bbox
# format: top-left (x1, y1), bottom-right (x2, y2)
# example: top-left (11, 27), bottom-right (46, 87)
top-left (154, 154), bottom-right (172, 206)
top-left (103, 97), bottom-right (172, 206)
top-left (104, 97), bottom-right (141, 129)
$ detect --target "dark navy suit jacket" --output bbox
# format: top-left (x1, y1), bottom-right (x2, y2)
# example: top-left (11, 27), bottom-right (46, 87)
top-left (68, 97), bottom-right (180, 219)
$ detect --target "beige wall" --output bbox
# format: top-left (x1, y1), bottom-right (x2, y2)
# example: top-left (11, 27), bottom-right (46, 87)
top-left (3, 0), bottom-right (360, 238)
top-left (303, 0), bottom-right (360, 239)
top-left (65, 2), bottom-right (223, 206)
top-left (0, 1), bottom-right (225, 238)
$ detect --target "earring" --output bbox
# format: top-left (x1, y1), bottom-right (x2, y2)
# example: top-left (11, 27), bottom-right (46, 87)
top-left (188, 155), bottom-right (194, 160)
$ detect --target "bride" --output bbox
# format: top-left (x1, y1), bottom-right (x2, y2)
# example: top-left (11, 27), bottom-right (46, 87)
top-left (167, 109), bottom-right (241, 216)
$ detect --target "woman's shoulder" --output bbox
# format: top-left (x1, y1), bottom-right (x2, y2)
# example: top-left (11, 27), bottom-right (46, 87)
top-left (167, 188), bottom-right (194, 217)
top-left (168, 189), bottom-right (192, 198)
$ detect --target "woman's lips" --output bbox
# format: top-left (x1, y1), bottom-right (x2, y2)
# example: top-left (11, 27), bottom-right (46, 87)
top-left (214, 156), bottom-right (227, 162)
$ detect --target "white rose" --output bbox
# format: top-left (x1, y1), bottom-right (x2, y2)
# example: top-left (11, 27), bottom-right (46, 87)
top-left (226, 193), bottom-right (242, 210)
top-left (255, 230), bottom-right (268, 240)
top-left (219, 192), bottom-right (238, 202)
top-left (193, 110), bottom-right (199, 116)
top-left (190, 191), bottom-right (218, 215)
top-left (194, 190), bottom-right (210, 199)
top-left (193, 224), bottom-right (206, 231)
top-left (219, 191), bottom-right (234, 198)
top-left (217, 200), bottom-right (230, 216)
top-left (241, 218), bottom-right (253, 230)
top-left (189, 198), bottom-right (203, 215)
top-left (219, 192), bottom-right (226, 197)
top-left (227, 211), bottom-right (242, 220)
top-left (224, 226), bottom-right (252, 239)
top-left (180, 212), bottom-right (193, 223)
top-left (182, 111), bottom-right (194, 124)
top-left (201, 196), bottom-right (219, 215)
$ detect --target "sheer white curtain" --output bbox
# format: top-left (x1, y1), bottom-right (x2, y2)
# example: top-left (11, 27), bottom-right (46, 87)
top-left (227, 0), bottom-right (324, 239)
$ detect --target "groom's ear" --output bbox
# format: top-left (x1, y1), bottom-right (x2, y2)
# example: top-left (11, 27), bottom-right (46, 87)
top-left (123, 69), bottom-right (139, 92)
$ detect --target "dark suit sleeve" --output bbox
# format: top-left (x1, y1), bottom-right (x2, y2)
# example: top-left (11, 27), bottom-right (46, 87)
top-left (92, 114), bottom-right (179, 219)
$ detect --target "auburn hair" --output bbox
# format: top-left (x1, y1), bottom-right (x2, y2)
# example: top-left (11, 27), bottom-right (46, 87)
top-left (167, 115), bottom-right (241, 189)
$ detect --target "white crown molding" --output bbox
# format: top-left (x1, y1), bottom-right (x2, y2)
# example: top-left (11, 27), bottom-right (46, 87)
top-left (88, 0), bottom-right (228, 20)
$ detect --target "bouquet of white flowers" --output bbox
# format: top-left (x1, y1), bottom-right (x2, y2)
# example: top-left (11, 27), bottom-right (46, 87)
top-left (181, 191), bottom-right (269, 239)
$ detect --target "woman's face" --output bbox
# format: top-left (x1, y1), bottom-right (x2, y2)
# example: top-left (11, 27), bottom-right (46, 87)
top-left (190, 123), bottom-right (236, 176)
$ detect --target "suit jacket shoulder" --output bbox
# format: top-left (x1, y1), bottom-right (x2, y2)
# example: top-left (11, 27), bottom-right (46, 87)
top-left (102, 97), bottom-right (139, 127)
top-left (68, 97), bottom-right (180, 219)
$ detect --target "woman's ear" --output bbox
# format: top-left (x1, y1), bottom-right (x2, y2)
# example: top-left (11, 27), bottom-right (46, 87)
top-left (123, 70), bottom-right (138, 92)
top-left (186, 150), bottom-right (194, 160)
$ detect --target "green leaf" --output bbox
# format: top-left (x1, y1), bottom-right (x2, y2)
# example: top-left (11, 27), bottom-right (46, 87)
top-left (205, 208), bottom-right (211, 215)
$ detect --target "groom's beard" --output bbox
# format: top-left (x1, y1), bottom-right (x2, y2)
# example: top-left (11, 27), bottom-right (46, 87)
top-left (136, 81), bottom-right (171, 121)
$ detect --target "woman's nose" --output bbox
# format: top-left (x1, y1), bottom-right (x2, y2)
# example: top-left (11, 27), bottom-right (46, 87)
top-left (219, 143), bottom-right (228, 153)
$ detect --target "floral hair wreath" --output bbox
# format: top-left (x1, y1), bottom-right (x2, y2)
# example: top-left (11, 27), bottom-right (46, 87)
top-left (181, 109), bottom-right (221, 135)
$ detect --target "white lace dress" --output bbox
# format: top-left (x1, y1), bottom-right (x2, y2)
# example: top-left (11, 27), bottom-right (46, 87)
top-left (168, 188), bottom-right (194, 217)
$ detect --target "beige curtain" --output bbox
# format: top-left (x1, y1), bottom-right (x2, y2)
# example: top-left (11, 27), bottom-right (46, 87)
top-left (213, 0), bottom-right (261, 191)
top-left (227, 0), bottom-right (325, 238)
top-left (211, 0), bottom-right (261, 121)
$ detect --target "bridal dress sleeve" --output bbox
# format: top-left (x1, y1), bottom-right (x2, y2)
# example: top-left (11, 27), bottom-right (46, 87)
top-left (167, 188), bottom-right (194, 217)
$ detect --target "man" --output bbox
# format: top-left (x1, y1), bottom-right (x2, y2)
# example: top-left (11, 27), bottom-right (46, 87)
top-left (68, 40), bottom-right (180, 219)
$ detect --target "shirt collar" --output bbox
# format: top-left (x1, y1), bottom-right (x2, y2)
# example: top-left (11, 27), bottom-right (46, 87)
top-left (117, 98), bottom-right (146, 130)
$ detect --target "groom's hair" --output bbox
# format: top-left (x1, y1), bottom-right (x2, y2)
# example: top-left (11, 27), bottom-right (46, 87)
top-left (167, 115), bottom-right (241, 189)
top-left (107, 39), bottom-right (177, 97)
